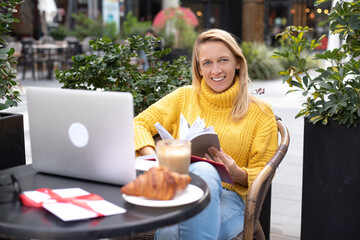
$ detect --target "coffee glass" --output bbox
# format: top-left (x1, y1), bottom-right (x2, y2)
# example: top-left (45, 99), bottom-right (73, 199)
top-left (155, 139), bottom-right (191, 174)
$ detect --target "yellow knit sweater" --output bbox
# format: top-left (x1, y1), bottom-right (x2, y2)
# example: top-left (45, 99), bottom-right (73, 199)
top-left (134, 79), bottom-right (278, 199)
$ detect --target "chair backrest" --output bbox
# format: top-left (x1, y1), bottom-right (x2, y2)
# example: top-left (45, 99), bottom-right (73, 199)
top-left (81, 36), bottom-right (97, 55)
top-left (64, 36), bottom-right (79, 43)
top-left (242, 116), bottom-right (290, 240)
top-left (39, 35), bottom-right (55, 44)
top-left (20, 37), bottom-right (35, 60)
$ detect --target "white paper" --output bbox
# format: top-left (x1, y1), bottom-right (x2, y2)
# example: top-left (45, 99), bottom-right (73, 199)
top-left (154, 114), bottom-right (220, 158)
top-left (87, 200), bottom-right (126, 215)
top-left (52, 188), bottom-right (90, 198)
top-left (154, 122), bottom-right (174, 140)
top-left (155, 114), bottom-right (214, 141)
top-left (43, 202), bottom-right (98, 221)
top-left (155, 114), bottom-right (216, 142)
top-left (135, 156), bottom-right (158, 171)
top-left (22, 191), bottom-right (54, 204)
top-left (179, 113), bottom-right (190, 140)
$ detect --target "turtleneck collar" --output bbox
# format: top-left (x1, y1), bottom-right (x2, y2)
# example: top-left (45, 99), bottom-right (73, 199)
top-left (200, 76), bottom-right (240, 109)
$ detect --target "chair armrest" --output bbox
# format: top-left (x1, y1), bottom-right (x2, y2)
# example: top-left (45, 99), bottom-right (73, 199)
top-left (242, 117), bottom-right (290, 240)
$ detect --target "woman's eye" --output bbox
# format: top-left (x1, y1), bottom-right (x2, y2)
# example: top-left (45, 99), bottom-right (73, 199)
top-left (203, 61), bottom-right (211, 66)
top-left (220, 59), bottom-right (228, 63)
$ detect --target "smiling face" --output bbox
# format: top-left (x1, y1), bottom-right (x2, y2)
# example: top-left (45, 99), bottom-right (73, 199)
top-left (197, 41), bottom-right (240, 93)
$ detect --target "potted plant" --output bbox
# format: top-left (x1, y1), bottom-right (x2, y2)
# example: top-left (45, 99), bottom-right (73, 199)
top-left (55, 35), bottom-right (192, 116)
top-left (272, 0), bottom-right (360, 239)
top-left (0, 0), bottom-right (25, 170)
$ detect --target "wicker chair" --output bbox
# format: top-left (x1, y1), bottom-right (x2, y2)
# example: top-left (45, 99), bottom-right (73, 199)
top-left (117, 116), bottom-right (290, 240)
top-left (232, 116), bottom-right (290, 240)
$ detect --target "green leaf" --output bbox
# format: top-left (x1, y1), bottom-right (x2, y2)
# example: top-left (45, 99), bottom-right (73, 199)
top-left (286, 89), bottom-right (301, 95)
top-left (320, 82), bottom-right (333, 91)
top-left (290, 80), bottom-right (304, 89)
top-left (303, 76), bottom-right (308, 88)
top-left (310, 115), bottom-right (323, 123)
top-left (314, 0), bottom-right (332, 6)
top-left (321, 117), bottom-right (328, 125)
top-left (278, 71), bottom-right (289, 75)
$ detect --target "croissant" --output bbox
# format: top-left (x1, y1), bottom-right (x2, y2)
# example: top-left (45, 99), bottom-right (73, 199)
top-left (121, 166), bottom-right (191, 200)
top-left (168, 170), bottom-right (192, 191)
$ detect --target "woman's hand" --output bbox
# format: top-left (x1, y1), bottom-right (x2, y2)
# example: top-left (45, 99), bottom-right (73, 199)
top-left (139, 146), bottom-right (156, 156)
top-left (205, 146), bottom-right (248, 187)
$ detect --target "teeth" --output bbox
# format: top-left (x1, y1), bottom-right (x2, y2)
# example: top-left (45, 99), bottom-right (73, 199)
top-left (212, 77), bottom-right (225, 82)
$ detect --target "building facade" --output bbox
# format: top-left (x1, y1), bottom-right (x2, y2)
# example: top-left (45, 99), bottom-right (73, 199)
top-left (12, 0), bottom-right (331, 46)
top-left (130, 0), bottom-right (331, 45)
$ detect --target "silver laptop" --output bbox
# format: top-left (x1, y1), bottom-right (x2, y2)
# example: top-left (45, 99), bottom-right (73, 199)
top-left (27, 87), bottom-right (136, 185)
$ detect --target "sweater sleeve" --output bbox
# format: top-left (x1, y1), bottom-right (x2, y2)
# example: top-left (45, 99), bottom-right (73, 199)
top-left (223, 101), bottom-right (278, 199)
top-left (133, 87), bottom-right (189, 154)
top-left (243, 108), bottom-right (278, 188)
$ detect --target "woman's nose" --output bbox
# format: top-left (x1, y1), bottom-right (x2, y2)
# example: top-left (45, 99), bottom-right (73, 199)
top-left (211, 64), bottom-right (222, 74)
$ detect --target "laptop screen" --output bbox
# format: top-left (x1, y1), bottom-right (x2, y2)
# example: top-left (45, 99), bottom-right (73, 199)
top-left (27, 87), bottom-right (136, 185)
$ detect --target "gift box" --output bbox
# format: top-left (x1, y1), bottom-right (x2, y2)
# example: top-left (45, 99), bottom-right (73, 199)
top-left (20, 187), bottom-right (126, 221)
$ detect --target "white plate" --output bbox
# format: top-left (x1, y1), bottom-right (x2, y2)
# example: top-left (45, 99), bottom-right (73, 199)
top-left (122, 184), bottom-right (204, 207)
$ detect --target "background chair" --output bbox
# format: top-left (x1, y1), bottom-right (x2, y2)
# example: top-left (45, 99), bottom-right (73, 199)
top-left (38, 35), bottom-right (55, 44)
top-left (117, 116), bottom-right (290, 240)
top-left (19, 37), bottom-right (36, 80)
top-left (81, 36), bottom-right (97, 55)
top-left (62, 36), bottom-right (82, 69)
top-left (19, 37), bottom-right (49, 80)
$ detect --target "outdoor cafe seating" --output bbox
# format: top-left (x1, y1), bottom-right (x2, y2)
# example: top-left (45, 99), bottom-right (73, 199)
top-left (0, 113), bottom-right (289, 239)
top-left (17, 36), bottom-right (82, 80)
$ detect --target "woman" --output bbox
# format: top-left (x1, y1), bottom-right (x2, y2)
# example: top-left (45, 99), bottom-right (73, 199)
top-left (134, 29), bottom-right (278, 239)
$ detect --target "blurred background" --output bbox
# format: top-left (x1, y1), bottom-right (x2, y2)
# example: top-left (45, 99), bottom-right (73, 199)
top-left (11, 0), bottom-right (331, 47)
top-left (7, 0), bottom-right (333, 83)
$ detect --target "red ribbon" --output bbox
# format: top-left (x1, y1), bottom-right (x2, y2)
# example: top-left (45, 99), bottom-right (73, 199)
top-left (20, 188), bottom-right (105, 217)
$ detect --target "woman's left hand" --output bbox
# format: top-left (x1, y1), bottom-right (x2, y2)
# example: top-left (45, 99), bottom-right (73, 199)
top-left (205, 146), bottom-right (248, 186)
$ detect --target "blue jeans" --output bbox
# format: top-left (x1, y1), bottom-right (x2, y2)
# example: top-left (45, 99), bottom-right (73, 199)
top-left (155, 161), bottom-right (245, 240)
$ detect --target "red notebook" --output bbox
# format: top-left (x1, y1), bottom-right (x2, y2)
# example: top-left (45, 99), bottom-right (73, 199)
top-left (190, 155), bottom-right (234, 185)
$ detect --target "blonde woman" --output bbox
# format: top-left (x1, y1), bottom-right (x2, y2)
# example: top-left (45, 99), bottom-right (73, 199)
top-left (134, 29), bottom-right (278, 239)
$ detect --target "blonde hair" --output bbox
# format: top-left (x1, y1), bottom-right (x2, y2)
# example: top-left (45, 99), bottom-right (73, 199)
top-left (192, 29), bottom-right (253, 121)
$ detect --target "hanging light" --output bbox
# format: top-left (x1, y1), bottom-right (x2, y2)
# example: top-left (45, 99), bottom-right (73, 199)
top-left (317, 8), bottom-right (322, 14)
top-left (305, 8), bottom-right (310, 13)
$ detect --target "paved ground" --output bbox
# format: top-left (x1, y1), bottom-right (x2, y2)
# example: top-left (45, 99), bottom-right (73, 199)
top-left (7, 70), bottom-right (306, 240)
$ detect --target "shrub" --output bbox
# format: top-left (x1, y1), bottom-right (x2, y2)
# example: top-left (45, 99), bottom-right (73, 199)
top-left (241, 42), bottom-right (283, 80)
top-left (49, 24), bottom-right (69, 40)
top-left (0, 0), bottom-right (23, 110)
top-left (55, 35), bottom-right (192, 115)
top-left (55, 12), bottom-right (118, 41)
top-left (272, 0), bottom-right (360, 128)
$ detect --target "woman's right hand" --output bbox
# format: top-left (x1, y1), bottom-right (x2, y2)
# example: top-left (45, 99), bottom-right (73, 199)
top-left (206, 146), bottom-right (248, 187)
top-left (139, 146), bottom-right (155, 156)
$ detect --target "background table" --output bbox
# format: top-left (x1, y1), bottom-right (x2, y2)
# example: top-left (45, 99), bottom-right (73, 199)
top-left (0, 165), bottom-right (210, 239)
top-left (32, 42), bottom-right (68, 79)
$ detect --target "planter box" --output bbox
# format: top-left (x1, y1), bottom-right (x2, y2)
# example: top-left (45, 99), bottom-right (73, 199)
top-left (301, 117), bottom-right (360, 239)
top-left (0, 113), bottom-right (25, 170)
